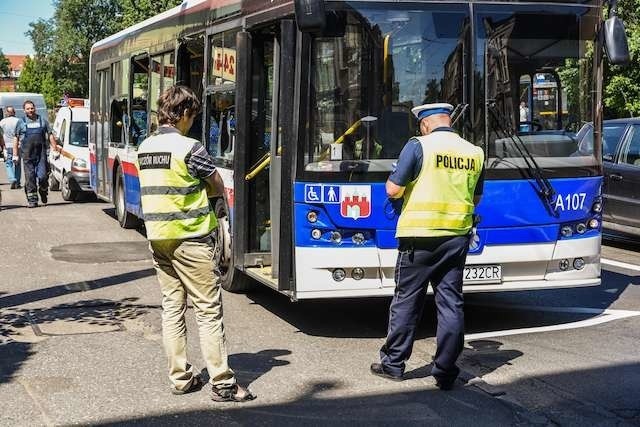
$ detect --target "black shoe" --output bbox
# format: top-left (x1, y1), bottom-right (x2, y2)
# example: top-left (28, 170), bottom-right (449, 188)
top-left (27, 202), bottom-right (38, 208)
top-left (435, 378), bottom-right (455, 391)
top-left (10, 182), bottom-right (16, 189)
top-left (40, 193), bottom-right (47, 205)
top-left (370, 363), bottom-right (403, 382)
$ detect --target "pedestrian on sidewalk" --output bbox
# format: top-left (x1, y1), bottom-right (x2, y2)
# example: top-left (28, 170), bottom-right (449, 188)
top-left (371, 103), bottom-right (484, 390)
top-left (136, 85), bottom-right (255, 402)
top-left (0, 107), bottom-right (22, 189)
top-left (14, 100), bottom-right (59, 208)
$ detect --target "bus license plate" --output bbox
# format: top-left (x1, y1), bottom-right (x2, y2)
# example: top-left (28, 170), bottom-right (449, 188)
top-left (463, 265), bottom-right (502, 284)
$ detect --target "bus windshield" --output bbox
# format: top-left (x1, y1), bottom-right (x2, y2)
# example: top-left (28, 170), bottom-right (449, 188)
top-left (476, 4), bottom-right (599, 172)
top-left (305, 3), bottom-right (469, 173)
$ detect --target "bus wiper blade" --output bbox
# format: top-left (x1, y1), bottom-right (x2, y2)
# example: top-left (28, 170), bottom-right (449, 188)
top-left (451, 103), bottom-right (469, 126)
top-left (486, 100), bottom-right (556, 208)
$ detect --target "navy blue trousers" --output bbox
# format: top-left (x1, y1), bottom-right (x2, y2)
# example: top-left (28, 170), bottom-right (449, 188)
top-left (21, 141), bottom-right (49, 203)
top-left (380, 235), bottom-right (469, 383)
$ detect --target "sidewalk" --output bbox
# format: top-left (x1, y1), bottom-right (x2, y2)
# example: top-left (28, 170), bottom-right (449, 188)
top-left (0, 169), bottom-right (530, 426)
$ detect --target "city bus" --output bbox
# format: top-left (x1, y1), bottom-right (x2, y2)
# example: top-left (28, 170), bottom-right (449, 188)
top-left (89, 0), bottom-right (628, 299)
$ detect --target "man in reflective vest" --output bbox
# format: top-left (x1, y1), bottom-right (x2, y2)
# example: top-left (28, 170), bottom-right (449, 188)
top-left (14, 100), bottom-right (58, 208)
top-left (137, 85), bottom-right (254, 402)
top-left (371, 103), bottom-right (484, 390)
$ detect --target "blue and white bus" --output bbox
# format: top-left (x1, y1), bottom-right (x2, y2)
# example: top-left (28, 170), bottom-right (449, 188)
top-left (89, 0), bottom-right (628, 299)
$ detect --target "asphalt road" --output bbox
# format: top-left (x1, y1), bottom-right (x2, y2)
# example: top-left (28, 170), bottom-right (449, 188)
top-left (0, 175), bottom-right (639, 426)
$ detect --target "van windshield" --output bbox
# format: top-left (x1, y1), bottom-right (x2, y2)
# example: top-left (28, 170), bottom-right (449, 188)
top-left (70, 122), bottom-right (88, 147)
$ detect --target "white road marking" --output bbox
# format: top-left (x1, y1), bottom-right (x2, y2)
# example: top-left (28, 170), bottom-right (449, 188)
top-left (464, 303), bottom-right (640, 341)
top-left (601, 258), bottom-right (640, 272)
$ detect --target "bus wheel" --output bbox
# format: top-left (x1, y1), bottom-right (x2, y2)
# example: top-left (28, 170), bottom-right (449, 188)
top-left (115, 165), bottom-right (138, 229)
top-left (214, 199), bottom-right (253, 293)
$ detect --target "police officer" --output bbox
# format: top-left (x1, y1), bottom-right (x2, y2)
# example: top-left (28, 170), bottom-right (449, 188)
top-left (370, 103), bottom-right (484, 390)
top-left (137, 85), bottom-right (254, 402)
top-left (14, 100), bottom-right (58, 208)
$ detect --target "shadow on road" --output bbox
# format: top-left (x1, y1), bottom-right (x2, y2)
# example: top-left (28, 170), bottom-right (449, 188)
top-left (89, 362), bottom-right (640, 426)
top-left (102, 208), bottom-right (147, 237)
top-left (201, 349), bottom-right (292, 388)
top-left (0, 268), bottom-right (156, 309)
top-left (0, 297), bottom-right (150, 385)
top-left (245, 269), bottom-right (638, 341)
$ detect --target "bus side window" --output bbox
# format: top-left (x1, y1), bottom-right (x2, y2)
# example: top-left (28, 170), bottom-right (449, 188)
top-left (131, 56), bottom-right (149, 145)
top-left (177, 35), bottom-right (205, 141)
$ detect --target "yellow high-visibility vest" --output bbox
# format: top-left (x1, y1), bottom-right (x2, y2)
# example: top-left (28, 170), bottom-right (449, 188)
top-left (396, 131), bottom-right (484, 238)
top-left (136, 131), bottom-right (217, 240)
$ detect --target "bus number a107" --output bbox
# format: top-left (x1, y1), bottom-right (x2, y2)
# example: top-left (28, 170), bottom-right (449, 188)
top-left (554, 193), bottom-right (586, 211)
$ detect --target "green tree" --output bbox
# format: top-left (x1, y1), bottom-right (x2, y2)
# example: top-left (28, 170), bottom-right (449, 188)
top-left (0, 49), bottom-right (10, 76)
top-left (604, 0), bottom-right (640, 118)
top-left (118, 0), bottom-right (183, 28)
top-left (26, 19), bottom-right (55, 60)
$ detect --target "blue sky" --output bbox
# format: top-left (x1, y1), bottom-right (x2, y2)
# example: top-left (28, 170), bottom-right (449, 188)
top-left (0, 1), bottom-right (55, 55)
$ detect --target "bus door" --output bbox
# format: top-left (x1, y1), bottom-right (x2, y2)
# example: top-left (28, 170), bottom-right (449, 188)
top-left (237, 22), bottom-right (296, 291)
top-left (96, 69), bottom-right (109, 198)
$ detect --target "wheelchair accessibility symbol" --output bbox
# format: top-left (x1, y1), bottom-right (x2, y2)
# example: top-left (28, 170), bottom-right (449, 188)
top-left (304, 184), bottom-right (322, 203)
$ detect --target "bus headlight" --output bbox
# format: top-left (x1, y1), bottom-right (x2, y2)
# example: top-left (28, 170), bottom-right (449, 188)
top-left (330, 231), bottom-right (342, 244)
top-left (352, 233), bottom-right (365, 245)
top-left (332, 268), bottom-right (346, 282)
top-left (352, 267), bottom-right (365, 280)
top-left (559, 259), bottom-right (570, 271)
top-left (573, 258), bottom-right (585, 270)
top-left (575, 223), bottom-right (587, 234)
top-left (588, 218), bottom-right (599, 229)
top-left (561, 225), bottom-right (573, 238)
top-left (592, 199), bottom-right (603, 213)
top-left (307, 211), bottom-right (318, 223)
top-left (311, 229), bottom-right (322, 239)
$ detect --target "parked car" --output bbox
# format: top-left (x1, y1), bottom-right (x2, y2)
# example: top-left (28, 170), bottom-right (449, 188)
top-left (49, 99), bottom-right (93, 201)
top-left (578, 119), bottom-right (640, 238)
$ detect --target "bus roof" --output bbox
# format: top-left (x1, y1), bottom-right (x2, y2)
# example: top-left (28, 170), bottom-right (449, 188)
top-left (91, 0), bottom-right (238, 54)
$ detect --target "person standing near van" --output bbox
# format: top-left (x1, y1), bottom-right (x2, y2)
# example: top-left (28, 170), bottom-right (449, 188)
top-left (0, 107), bottom-right (22, 189)
top-left (14, 100), bottom-right (59, 208)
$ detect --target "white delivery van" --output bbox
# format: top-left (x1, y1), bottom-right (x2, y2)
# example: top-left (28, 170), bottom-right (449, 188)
top-left (49, 99), bottom-right (92, 201)
top-left (0, 92), bottom-right (47, 119)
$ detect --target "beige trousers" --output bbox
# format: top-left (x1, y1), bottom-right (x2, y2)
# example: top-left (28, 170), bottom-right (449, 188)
top-left (150, 236), bottom-right (235, 391)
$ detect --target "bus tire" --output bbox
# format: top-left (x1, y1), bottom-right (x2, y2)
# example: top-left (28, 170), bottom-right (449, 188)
top-left (214, 199), bottom-right (254, 293)
top-left (115, 165), bottom-right (138, 229)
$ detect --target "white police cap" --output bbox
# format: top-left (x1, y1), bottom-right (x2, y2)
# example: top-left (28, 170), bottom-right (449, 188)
top-left (411, 103), bottom-right (454, 121)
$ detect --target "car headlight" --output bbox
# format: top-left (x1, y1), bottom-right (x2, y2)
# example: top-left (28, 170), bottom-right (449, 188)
top-left (72, 158), bottom-right (87, 169)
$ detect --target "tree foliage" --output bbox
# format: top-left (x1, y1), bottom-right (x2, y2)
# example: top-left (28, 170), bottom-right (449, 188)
top-left (18, 0), bottom-right (181, 107)
top-left (604, 0), bottom-right (640, 118)
top-left (119, 0), bottom-right (183, 28)
top-left (0, 50), bottom-right (10, 76)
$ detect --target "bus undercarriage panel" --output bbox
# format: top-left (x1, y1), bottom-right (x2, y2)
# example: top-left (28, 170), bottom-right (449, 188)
top-left (293, 236), bottom-right (600, 299)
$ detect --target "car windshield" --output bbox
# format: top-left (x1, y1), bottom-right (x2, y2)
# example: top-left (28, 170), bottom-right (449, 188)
top-left (69, 122), bottom-right (88, 147)
top-left (575, 123), bottom-right (627, 161)
top-left (476, 4), bottom-right (599, 172)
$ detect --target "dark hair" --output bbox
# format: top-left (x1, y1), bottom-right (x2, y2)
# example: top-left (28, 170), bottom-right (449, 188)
top-left (23, 100), bottom-right (35, 109)
top-left (157, 85), bottom-right (201, 125)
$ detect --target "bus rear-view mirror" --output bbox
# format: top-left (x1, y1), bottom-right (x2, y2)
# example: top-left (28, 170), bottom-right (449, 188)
top-left (604, 16), bottom-right (630, 65)
top-left (294, 0), bottom-right (326, 32)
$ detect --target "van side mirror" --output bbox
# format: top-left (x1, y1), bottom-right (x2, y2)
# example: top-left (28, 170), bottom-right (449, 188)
top-left (294, 0), bottom-right (325, 32)
top-left (604, 16), bottom-right (630, 65)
